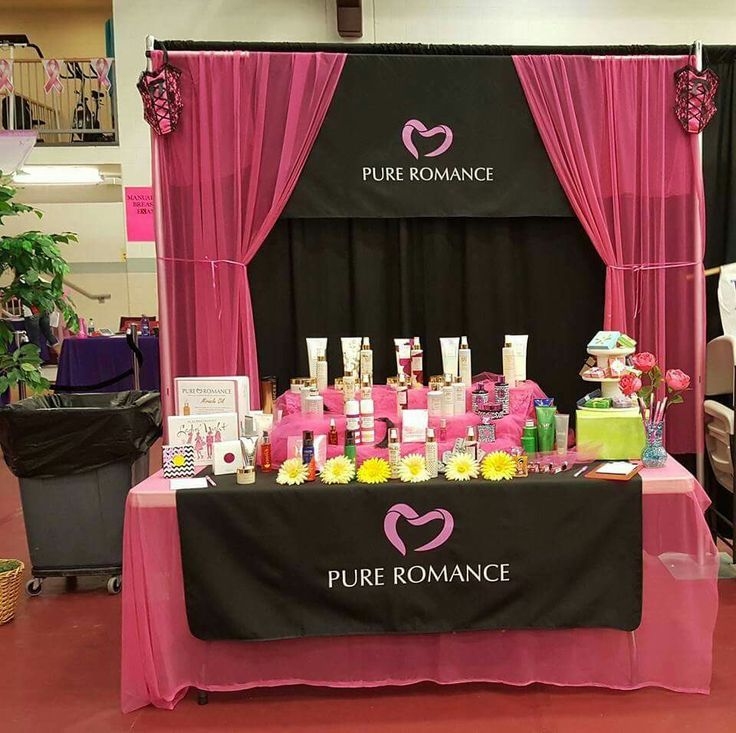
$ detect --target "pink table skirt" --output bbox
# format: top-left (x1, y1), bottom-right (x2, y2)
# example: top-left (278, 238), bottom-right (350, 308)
top-left (121, 457), bottom-right (719, 712)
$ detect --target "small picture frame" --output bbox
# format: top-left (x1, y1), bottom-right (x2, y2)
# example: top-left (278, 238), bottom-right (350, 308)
top-left (163, 444), bottom-right (195, 478)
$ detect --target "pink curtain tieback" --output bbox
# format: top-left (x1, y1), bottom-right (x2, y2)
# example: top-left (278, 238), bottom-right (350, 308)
top-left (157, 256), bottom-right (247, 319)
top-left (606, 261), bottom-right (701, 320)
top-left (607, 261), bottom-right (700, 272)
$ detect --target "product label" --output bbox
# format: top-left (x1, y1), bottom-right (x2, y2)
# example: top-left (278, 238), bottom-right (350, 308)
top-left (176, 380), bottom-right (237, 416)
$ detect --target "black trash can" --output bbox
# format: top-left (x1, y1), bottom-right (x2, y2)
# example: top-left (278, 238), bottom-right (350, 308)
top-left (0, 391), bottom-right (162, 596)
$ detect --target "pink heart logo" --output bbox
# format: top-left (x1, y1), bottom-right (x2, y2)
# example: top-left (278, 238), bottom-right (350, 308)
top-left (384, 503), bottom-right (454, 556)
top-left (401, 119), bottom-right (454, 159)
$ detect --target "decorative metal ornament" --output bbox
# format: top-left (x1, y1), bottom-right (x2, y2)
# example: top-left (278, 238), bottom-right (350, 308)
top-left (674, 49), bottom-right (719, 134)
top-left (137, 48), bottom-right (182, 136)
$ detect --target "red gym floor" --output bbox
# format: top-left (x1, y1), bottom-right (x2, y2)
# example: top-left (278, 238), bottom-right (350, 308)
top-left (1, 448), bottom-right (735, 733)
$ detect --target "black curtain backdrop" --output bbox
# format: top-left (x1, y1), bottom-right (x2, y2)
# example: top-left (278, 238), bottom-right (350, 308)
top-left (250, 217), bottom-right (604, 416)
top-left (704, 47), bottom-right (736, 342)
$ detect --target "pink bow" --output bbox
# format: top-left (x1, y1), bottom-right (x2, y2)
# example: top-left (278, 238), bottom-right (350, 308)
top-left (43, 59), bottom-right (63, 94)
top-left (91, 57), bottom-right (112, 89)
top-left (0, 60), bottom-right (14, 94)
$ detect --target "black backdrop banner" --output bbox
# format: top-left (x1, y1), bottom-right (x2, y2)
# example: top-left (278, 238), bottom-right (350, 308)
top-left (177, 471), bottom-right (643, 641)
top-left (284, 55), bottom-right (571, 219)
top-left (704, 47), bottom-right (736, 342)
top-left (250, 216), bottom-right (605, 416)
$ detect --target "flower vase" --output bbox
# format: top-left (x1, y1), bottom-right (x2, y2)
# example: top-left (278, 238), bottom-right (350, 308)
top-left (642, 422), bottom-right (667, 468)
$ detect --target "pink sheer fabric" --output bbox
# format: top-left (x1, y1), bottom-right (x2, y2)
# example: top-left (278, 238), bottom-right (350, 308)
top-left (152, 51), bottom-right (346, 414)
top-left (271, 380), bottom-right (547, 466)
top-left (121, 457), bottom-right (718, 712)
top-left (512, 55), bottom-right (705, 455)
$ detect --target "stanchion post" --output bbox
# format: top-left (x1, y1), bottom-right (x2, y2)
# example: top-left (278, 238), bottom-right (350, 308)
top-left (130, 324), bottom-right (141, 391)
top-left (695, 39), bottom-right (706, 487)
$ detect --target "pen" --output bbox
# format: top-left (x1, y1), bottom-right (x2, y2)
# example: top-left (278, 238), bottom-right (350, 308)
top-left (573, 466), bottom-right (588, 478)
top-left (206, 475), bottom-right (216, 486)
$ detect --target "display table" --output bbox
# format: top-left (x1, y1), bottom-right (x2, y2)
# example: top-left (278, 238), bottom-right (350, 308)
top-left (121, 457), bottom-right (718, 712)
top-left (57, 335), bottom-right (160, 391)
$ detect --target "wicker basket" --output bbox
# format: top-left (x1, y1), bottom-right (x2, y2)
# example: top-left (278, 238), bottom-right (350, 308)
top-left (0, 559), bottom-right (24, 625)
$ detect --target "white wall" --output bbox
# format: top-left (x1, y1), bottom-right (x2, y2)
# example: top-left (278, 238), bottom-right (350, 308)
top-left (371, 0), bottom-right (736, 45)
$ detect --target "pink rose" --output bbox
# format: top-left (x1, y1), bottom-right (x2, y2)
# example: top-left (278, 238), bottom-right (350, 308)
top-left (665, 369), bottom-right (690, 392)
top-left (619, 373), bottom-right (643, 397)
top-left (631, 352), bottom-right (657, 373)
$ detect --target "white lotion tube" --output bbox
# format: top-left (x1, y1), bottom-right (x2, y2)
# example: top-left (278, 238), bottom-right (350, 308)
top-left (441, 375), bottom-right (455, 417)
top-left (360, 398), bottom-right (375, 444)
top-left (360, 337), bottom-right (373, 383)
top-left (502, 342), bottom-right (517, 388)
top-left (306, 337), bottom-right (327, 379)
top-left (394, 338), bottom-right (411, 376)
top-left (341, 337), bottom-right (361, 375)
top-left (505, 334), bottom-right (528, 382)
top-left (346, 399), bottom-right (361, 445)
top-left (410, 337), bottom-right (423, 387)
top-left (453, 377), bottom-right (466, 415)
top-left (427, 389), bottom-right (443, 418)
top-left (316, 352), bottom-right (328, 391)
top-left (440, 337), bottom-right (460, 378)
top-left (425, 428), bottom-right (438, 478)
top-left (458, 336), bottom-right (472, 386)
top-left (555, 413), bottom-right (570, 456)
top-left (388, 428), bottom-right (401, 479)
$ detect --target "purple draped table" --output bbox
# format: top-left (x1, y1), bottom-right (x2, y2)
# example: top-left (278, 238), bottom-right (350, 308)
top-left (56, 335), bottom-right (160, 392)
top-left (121, 457), bottom-right (718, 712)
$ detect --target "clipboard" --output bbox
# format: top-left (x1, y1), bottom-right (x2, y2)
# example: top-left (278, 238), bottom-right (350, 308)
top-left (585, 461), bottom-right (643, 482)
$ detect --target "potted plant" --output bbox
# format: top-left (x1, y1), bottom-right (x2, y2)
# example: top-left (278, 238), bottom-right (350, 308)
top-left (0, 172), bottom-right (79, 397)
top-left (0, 558), bottom-right (24, 624)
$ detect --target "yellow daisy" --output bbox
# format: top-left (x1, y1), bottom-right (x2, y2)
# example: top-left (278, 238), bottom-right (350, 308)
top-left (276, 457), bottom-right (309, 486)
top-left (481, 451), bottom-right (516, 481)
top-left (321, 456), bottom-right (356, 485)
top-left (357, 457), bottom-right (391, 484)
top-left (398, 453), bottom-right (430, 483)
top-left (445, 452), bottom-right (479, 481)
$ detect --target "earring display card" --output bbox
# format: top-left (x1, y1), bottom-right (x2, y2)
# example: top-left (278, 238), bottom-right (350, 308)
top-left (163, 444), bottom-right (195, 478)
top-left (213, 441), bottom-right (245, 475)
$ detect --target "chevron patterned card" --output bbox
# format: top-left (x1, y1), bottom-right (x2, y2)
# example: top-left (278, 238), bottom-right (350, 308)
top-left (163, 444), bottom-right (196, 479)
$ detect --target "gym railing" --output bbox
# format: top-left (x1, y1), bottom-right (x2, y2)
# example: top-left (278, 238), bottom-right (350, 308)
top-left (0, 57), bottom-right (117, 146)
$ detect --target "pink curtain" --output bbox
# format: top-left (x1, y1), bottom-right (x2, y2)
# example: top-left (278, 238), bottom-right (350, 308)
top-left (153, 51), bottom-right (346, 415)
top-left (513, 55), bottom-right (705, 455)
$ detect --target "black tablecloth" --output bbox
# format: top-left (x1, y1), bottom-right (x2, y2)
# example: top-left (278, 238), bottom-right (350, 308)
top-left (176, 468), bottom-right (642, 641)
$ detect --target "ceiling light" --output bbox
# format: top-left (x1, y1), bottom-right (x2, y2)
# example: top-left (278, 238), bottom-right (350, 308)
top-left (13, 165), bottom-right (103, 186)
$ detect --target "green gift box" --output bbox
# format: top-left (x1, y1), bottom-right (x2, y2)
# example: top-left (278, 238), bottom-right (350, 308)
top-left (575, 410), bottom-right (645, 460)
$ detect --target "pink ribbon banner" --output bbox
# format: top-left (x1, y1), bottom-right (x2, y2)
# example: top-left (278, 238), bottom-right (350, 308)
top-left (0, 59), bottom-right (14, 94)
top-left (43, 59), bottom-right (64, 94)
top-left (91, 57), bottom-right (112, 89)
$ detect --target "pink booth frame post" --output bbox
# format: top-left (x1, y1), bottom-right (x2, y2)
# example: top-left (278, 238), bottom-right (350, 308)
top-left (121, 457), bottom-right (718, 712)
